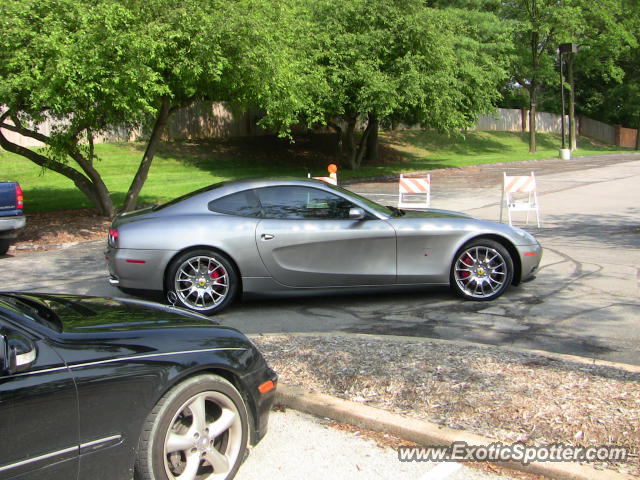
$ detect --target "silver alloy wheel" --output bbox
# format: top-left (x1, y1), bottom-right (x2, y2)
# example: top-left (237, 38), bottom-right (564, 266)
top-left (454, 246), bottom-right (508, 299)
top-left (163, 391), bottom-right (243, 480)
top-left (174, 256), bottom-right (229, 311)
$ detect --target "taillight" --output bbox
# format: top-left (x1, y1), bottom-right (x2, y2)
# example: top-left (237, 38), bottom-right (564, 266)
top-left (108, 228), bottom-right (119, 246)
top-left (15, 184), bottom-right (23, 209)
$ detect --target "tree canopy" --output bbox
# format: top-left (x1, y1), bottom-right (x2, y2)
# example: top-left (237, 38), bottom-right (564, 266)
top-left (0, 0), bottom-right (311, 215)
top-left (305, 0), bottom-right (510, 169)
top-left (500, 0), bottom-right (635, 152)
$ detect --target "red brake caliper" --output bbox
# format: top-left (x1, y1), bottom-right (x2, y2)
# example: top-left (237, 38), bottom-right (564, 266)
top-left (460, 254), bottom-right (472, 278)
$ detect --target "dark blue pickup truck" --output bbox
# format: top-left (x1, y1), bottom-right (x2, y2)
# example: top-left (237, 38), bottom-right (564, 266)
top-left (0, 182), bottom-right (25, 255)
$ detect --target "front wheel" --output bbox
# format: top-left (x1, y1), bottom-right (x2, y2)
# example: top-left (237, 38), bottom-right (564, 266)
top-left (135, 374), bottom-right (249, 480)
top-left (166, 249), bottom-right (238, 315)
top-left (450, 239), bottom-right (514, 301)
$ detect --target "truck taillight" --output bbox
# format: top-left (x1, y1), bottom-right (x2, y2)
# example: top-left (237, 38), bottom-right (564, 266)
top-left (15, 184), bottom-right (23, 209)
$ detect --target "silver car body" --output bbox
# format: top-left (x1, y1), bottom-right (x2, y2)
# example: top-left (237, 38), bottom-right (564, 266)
top-left (106, 179), bottom-right (541, 296)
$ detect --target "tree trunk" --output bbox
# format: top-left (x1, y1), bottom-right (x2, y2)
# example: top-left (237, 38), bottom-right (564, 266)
top-left (71, 152), bottom-right (114, 216)
top-left (122, 101), bottom-right (171, 212)
top-left (365, 113), bottom-right (379, 163)
top-left (69, 137), bottom-right (114, 217)
top-left (0, 116), bottom-right (113, 216)
top-left (343, 115), bottom-right (357, 160)
top-left (327, 121), bottom-right (343, 155)
top-left (528, 27), bottom-right (539, 154)
top-left (348, 116), bottom-right (375, 170)
top-left (567, 55), bottom-right (577, 151)
top-left (528, 91), bottom-right (537, 153)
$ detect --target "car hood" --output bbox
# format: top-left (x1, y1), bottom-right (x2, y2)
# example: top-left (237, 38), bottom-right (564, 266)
top-left (0, 293), bottom-right (218, 334)
top-left (398, 208), bottom-right (473, 219)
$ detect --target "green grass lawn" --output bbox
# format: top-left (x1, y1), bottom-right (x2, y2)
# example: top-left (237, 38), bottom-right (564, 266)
top-left (0, 130), bottom-right (631, 213)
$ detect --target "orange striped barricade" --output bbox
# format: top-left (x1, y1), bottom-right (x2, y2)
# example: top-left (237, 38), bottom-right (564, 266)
top-left (398, 174), bottom-right (431, 209)
top-left (500, 171), bottom-right (540, 227)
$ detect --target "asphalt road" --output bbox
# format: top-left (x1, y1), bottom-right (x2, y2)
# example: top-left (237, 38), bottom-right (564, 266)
top-left (1, 153), bottom-right (639, 366)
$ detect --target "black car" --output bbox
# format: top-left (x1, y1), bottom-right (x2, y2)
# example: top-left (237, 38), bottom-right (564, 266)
top-left (0, 293), bottom-right (277, 480)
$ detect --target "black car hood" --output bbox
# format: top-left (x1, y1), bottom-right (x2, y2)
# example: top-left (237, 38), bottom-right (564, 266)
top-left (0, 293), bottom-right (218, 334)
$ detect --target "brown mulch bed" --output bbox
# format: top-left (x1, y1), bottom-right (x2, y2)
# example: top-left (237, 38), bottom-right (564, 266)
top-left (253, 334), bottom-right (640, 477)
top-left (12, 209), bottom-right (109, 251)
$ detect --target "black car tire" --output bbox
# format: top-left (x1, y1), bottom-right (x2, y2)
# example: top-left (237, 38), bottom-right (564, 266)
top-left (135, 374), bottom-right (249, 480)
top-left (450, 238), bottom-right (514, 301)
top-left (165, 249), bottom-right (239, 315)
top-left (0, 239), bottom-right (10, 256)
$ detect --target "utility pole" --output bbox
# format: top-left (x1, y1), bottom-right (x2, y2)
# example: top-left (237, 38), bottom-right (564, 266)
top-left (558, 43), bottom-right (578, 159)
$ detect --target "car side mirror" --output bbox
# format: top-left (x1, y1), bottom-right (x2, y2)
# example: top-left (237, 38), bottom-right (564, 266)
top-left (2, 331), bottom-right (36, 374)
top-left (349, 207), bottom-right (366, 220)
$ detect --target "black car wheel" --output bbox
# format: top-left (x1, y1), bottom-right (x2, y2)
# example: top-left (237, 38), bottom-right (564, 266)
top-left (166, 249), bottom-right (238, 315)
top-left (0, 239), bottom-right (10, 256)
top-left (450, 238), bottom-right (514, 301)
top-left (135, 374), bottom-right (249, 480)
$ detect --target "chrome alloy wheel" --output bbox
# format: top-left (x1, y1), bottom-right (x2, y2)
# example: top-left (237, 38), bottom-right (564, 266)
top-left (174, 256), bottom-right (229, 311)
top-left (163, 391), bottom-right (243, 480)
top-left (454, 246), bottom-right (508, 299)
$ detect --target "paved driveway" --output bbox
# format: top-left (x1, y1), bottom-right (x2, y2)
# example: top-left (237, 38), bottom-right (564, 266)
top-left (1, 154), bottom-right (639, 365)
top-left (238, 410), bottom-right (511, 480)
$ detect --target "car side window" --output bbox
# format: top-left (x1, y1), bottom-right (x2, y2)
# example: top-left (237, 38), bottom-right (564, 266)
top-left (256, 186), bottom-right (354, 220)
top-left (208, 189), bottom-right (261, 217)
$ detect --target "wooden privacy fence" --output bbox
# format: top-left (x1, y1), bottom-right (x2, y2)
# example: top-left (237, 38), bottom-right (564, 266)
top-left (1, 105), bottom-right (636, 148)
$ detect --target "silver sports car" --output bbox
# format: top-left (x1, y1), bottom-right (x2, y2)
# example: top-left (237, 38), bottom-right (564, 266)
top-left (105, 178), bottom-right (542, 315)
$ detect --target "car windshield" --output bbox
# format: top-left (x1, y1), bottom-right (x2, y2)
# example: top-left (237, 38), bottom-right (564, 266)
top-left (0, 294), bottom-right (63, 332)
top-left (326, 184), bottom-right (402, 217)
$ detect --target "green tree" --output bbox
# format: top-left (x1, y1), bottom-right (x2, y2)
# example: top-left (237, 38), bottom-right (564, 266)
top-left (118, 0), bottom-right (230, 211)
top-left (501, 0), bottom-right (633, 152)
top-left (573, 0), bottom-right (639, 148)
top-left (0, 0), bottom-right (313, 215)
top-left (0, 0), bottom-right (164, 216)
top-left (0, 0), bottom-right (227, 216)
top-left (306, 0), bottom-right (510, 170)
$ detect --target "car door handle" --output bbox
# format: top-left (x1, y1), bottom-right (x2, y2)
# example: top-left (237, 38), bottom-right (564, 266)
top-left (261, 234), bottom-right (275, 240)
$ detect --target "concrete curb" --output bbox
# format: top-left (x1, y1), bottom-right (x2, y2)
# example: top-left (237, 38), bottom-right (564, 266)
top-left (276, 384), bottom-right (634, 480)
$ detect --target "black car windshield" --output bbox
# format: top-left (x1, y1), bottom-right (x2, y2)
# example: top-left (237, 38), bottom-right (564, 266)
top-left (0, 294), bottom-right (63, 332)
top-left (326, 184), bottom-right (401, 217)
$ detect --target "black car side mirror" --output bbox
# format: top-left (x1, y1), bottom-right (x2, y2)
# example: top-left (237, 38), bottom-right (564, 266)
top-left (1, 331), bottom-right (36, 374)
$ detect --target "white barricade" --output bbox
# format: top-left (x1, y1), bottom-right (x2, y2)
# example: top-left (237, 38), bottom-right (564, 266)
top-left (500, 171), bottom-right (540, 227)
top-left (398, 174), bottom-right (431, 209)
top-left (308, 173), bottom-right (337, 185)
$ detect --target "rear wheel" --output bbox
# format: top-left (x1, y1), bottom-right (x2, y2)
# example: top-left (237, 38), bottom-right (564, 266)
top-left (135, 374), bottom-right (248, 480)
top-left (450, 238), bottom-right (513, 301)
top-left (166, 249), bottom-right (238, 315)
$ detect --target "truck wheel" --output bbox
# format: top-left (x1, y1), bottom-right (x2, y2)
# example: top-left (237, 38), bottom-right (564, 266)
top-left (0, 239), bottom-right (10, 256)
